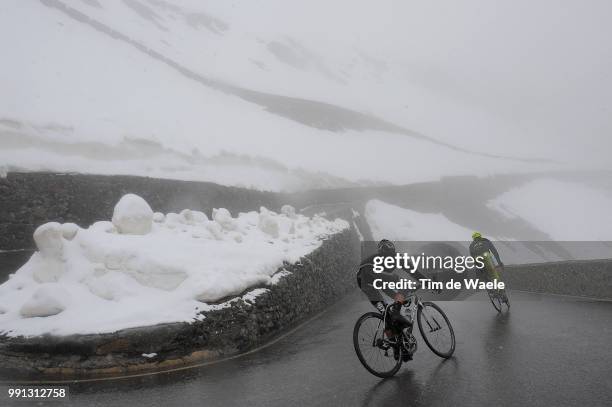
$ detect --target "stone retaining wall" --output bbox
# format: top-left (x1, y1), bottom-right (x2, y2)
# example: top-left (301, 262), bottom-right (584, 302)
top-left (0, 172), bottom-right (286, 251)
top-left (505, 259), bottom-right (612, 299)
top-left (0, 227), bottom-right (361, 379)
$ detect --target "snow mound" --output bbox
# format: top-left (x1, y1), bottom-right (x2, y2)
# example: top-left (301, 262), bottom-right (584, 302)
top-left (20, 285), bottom-right (68, 318)
top-left (258, 207), bottom-right (280, 238)
top-left (281, 205), bottom-right (297, 219)
top-left (212, 208), bottom-right (236, 231)
top-left (181, 209), bottom-right (208, 225)
top-left (33, 222), bottom-right (64, 259)
top-left (111, 194), bottom-right (154, 235)
top-left (0, 195), bottom-right (348, 337)
top-left (61, 223), bottom-right (80, 241)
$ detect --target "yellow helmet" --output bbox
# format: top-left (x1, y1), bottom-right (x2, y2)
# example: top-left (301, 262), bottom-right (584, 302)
top-left (472, 231), bottom-right (482, 240)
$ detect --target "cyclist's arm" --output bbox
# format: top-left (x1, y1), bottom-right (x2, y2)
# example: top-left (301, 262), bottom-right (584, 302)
top-left (368, 268), bottom-right (410, 301)
top-left (358, 264), bottom-right (395, 301)
top-left (377, 272), bottom-right (404, 298)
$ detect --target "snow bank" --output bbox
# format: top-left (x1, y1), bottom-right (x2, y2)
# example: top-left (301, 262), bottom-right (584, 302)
top-left (365, 199), bottom-right (473, 241)
top-left (0, 195), bottom-right (347, 337)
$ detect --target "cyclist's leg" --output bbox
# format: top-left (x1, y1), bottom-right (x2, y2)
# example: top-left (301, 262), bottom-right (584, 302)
top-left (370, 301), bottom-right (396, 337)
top-left (494, 266), bottom-right (509, 301)
top-left (490, 266), bottom-right (508, 301)
top-left (387, 304), bottom-right (415, 361)
top-left (477, 266), bottom-right (498, 300)
top-left (389, 304), bottom-right (411, 327)
top-left (490, 266), bottom-right (501, 282)
top-left (366, 300), bottom-right (401, 359)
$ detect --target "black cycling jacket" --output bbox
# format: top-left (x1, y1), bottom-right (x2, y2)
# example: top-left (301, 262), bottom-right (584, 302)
top-left (356, 254), bottom-right (426, 303)
top-left (469, 237), bottom-right (503, 266)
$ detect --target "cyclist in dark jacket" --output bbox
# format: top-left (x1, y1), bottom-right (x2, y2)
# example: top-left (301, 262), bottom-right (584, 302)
top-left (356, 239), bottom-right (428, 361)
top-left (357, 239), bottom-right (428, 310)
top-left (469, 232), bottom-right (503, 267)
top-left (469, 232), bottom-right (508, 303)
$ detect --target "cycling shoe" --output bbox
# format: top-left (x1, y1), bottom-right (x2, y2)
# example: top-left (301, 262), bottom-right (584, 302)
top-left (402, 352), bottom-right (413, 362)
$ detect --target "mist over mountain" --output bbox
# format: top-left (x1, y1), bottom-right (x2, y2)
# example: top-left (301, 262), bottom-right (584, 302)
top-left (1, 0), bottom-right (610, 190)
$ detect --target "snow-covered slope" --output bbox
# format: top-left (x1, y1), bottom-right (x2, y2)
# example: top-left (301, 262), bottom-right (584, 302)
top-left (1, 0), bottom-right (610, 190)
top-left (365, 199), bottom-right (473, 241)
top-left (0, 195), bottom-right (347, 337)
top-left (364, 180), bottom-right (612, 265)
top-left (487, 178), bottom-right (612, 241)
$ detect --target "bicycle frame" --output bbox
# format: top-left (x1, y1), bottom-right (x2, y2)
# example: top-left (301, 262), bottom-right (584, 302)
top-left (381, 295), bottom-right (445, 335)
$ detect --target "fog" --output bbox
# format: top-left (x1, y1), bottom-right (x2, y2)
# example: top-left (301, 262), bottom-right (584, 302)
top-left (208, 0), bottom-right (612, 167)
top-left (0, 0), bottom-right (610, 190)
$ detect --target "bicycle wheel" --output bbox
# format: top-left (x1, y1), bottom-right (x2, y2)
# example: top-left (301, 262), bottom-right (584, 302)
top-left (353, 312), bottom-right (402, 378)
top-left (417, 302), bottom-right (455, 358)
top-left (488, 289), bottom-right (503, 313)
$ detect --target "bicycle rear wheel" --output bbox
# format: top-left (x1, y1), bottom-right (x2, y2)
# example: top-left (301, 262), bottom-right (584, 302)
top-left (417, 302), bottom-right (455, 358)
top-left (353, 312), bottom-right (402, 378)
top-left (488, 289), bottom-right (503, 313)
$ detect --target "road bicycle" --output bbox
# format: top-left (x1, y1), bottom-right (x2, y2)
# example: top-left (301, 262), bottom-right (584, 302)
top-left (480, 251), bottom-right (510, 312)
top-left (353, 293), bottom-right (455, 378)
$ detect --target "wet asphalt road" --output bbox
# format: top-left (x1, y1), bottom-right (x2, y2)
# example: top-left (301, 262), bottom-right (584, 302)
top-left (3, 290), bottom-right (610, 407)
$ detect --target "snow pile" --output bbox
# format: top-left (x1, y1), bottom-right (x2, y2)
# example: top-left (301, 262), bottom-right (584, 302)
top-left (212, 208), bottom-right (236, 231)
top-left (487, 179), bottom-right (612, 241)
top-left (258, 207), bottom-right (280, 238)
top-left (0, 196), bottom-right (347, 337)
top-left (33, 222), bottom-right (65, 261)
top-left (281, 205), bottom-right (297, 219)
top-left (60, 223), bottom-right (79, 241)
top-left (111, 194), bottom-right (154, 235)
top-left (365, 200), bottom-right (473, 241)
top-left (20, 285), bottom-right (68, 318)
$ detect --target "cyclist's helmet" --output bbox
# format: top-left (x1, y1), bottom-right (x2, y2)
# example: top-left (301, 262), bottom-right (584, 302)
top-left (377, 239), bottom-right (396, 257)
top-left (472, 231), bottom-right (482, 240)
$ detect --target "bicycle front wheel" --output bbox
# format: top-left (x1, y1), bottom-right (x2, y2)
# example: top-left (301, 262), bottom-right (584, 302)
top-left (417, 302), bottom-right (455, 358)
top-left (353, 312), bottom-right (402, 378)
